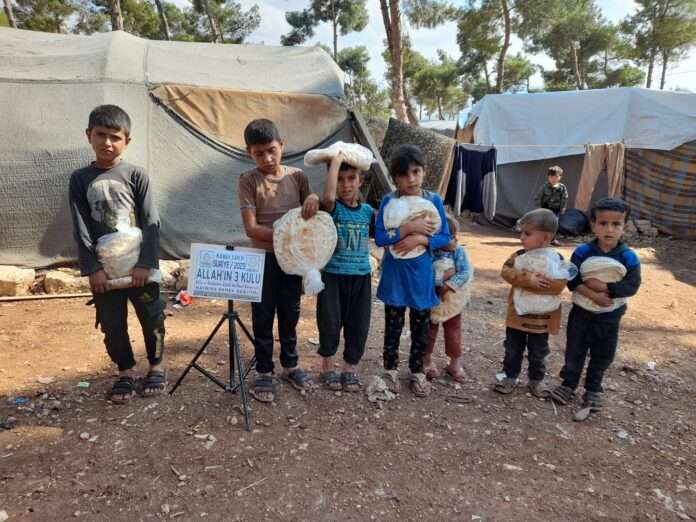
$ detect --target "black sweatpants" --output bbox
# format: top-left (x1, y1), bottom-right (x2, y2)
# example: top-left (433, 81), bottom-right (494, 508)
top-left (502, 327), bottom-right (549, 381)
top-left (316, 272), bottom-right (371, 365)
top-left (383, 305), bottom-right (430, 374)
top-left (560, 305), bottom-right (620, 393)
top-left (251, 252), bottom-right (302, 374)
top-left (92, 282), bottom-right (166, 372)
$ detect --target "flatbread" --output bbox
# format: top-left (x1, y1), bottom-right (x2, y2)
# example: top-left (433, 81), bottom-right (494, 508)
top-left (382, 196), bottom-right (441, 259)
top-left (304, 141), bottom-right (374, 171)
top-left (572, 257), bottom-right (627, 313)
top-left (431, 257), bottom-right (472, 324)
top-left (273, 208), bottom-right (337, 294)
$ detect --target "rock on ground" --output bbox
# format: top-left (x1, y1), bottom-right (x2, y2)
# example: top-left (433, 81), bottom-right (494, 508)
top-left (43, 269), bottom-right (90, 293)
top-left (0, 265), bottom-right (36, 296)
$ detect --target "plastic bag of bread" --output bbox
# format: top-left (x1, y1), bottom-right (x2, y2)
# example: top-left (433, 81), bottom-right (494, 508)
top-left (571, 257), bottom-right (627, 313)
top-left (382, 196), bottom-right (442, 259)
top-left (304, 141), bottom-right (374, 171)
top-left (430, 257), bottom-right (473, 324)
top-left (273, 208), bottom-right (338, 295)
top-left (513, 248), bottom-right (578, 316)
top-left (96, 222), bottom-right (160, 290)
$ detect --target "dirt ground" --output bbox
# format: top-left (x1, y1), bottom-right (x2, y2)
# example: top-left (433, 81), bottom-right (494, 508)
top-left (1, 221), bottom-right (696, 521)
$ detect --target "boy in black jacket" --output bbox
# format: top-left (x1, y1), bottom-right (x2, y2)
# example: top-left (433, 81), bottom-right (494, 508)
top-left (550, 198), bottom-right (641, 411)
top-left (69, 105), bottom-right (166, 404)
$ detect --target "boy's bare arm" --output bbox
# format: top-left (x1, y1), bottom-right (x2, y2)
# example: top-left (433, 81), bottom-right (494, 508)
top-left (241, 208), bottom-right (274, 243)
top-left (321, 154), bottom-right (342, 213)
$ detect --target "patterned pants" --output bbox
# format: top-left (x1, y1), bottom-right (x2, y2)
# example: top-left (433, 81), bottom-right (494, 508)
top-left (383, 305), bottom-right (430, 374)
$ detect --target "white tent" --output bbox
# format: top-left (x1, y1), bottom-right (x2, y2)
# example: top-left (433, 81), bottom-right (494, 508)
top-left (459, 88), bottom-right (696, 227)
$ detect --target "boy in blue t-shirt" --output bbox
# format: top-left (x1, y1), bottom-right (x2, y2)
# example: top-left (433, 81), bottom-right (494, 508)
top-left (316, 153), bottom-right (374, 392)
top-left (550, 198), bottom-right (641, 412)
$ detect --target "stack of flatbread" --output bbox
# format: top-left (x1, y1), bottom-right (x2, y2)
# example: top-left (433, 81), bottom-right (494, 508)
top-left (273, 208), bottom-right (337, 295)
top-left (513, 248), bottom-right (577, 315)
top-left (304, 141), bottom-right (374, 171)
top-left (96, 224), bottom-right (160, 289)
top-left (382, 196), bottom-right (441, 259)
top-left (572, 257), bottom-right (627, 313)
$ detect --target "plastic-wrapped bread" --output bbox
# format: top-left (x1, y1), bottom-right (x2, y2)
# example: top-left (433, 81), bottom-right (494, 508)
top-left (273, 208), bottom-right (338, 295)
top-left (430, 257), bottom-right (473, 324)
top-left (512, 248), bottom-right (577, 315)
top-left (382, 196), bottom-right (442, 259)
top-left (572, 257), bottom-right (627, 313)
top-left (96, 222), bottom-right (160, 289)
top-left (304, 141), bottom-right (374, 171)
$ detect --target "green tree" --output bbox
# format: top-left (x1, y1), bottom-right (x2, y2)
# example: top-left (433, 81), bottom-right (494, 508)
top-left (411, 51), bottom-right (466, 120)
top-left (15, 0), bottom-right (75, 32)
top-left (281, 0), bottom-right (368, 60)
top-left (500, 53), bottom-right (536, 92)
top-left (517, 0), bottom-right (643, 90)
top-left (379, 0), bottom-right (458, 123)
top-left (622, 0), bottom-right (696, 89)
top-left (337, 46), bottom-right (390, 118)
top-left (188, 0), bottom-right (259, 43)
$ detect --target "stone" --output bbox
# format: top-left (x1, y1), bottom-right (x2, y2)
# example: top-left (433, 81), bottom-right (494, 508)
top-left (43, 270), bottom-right (90, 293)
top-left (0, 266), bottom-right (35, 296)
top-left (175, 260), bottom-right (190, 291)
top-left (159, 260), bottom-right (180, 289)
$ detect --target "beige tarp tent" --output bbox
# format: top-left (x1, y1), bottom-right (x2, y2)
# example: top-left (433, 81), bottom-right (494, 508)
top-left (0, 28), bottom-right (388, 267)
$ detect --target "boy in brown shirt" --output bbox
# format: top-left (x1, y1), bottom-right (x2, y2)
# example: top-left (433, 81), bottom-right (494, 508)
top-left (494, 209), bottom-right (566, 398)
top-left (238, 119), bottom-right (320, 402)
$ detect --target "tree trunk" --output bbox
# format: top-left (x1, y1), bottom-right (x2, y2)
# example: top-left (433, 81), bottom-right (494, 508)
top-left (331, 0), bottom-right (338, 60)
top-left (437, 97), bottom-right (443, 120)
top-left (380, 0), bottom-right (408, 122)
top-left (404, 91), bottom-right (419, 125)
top-left (110, 0), bottom-right (124, 31)
top-left (154, 0), bottom-right (171, 40)
top-left (571, 42), bottom-right (582, 90)
top-left (646, 48), bottom-right (656, 88)
top-left (201, 0), bottom-right (222, 43)
top-left (495, 0), bottom-right (511, 93)
top-left (3, 0), bottom-right (17, 28)
top-left (483, 62), bottom-right (491, 90)
top-left (660, 50), bottom-right (668, 90)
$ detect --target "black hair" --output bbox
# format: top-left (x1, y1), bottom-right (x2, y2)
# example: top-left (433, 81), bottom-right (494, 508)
top-left (547, 165), bottom-right (563, 177)
top-left (517, 208), bottom-right (558, 234)
top-left (88, 105), bottom-right (131, 136)
top-left (244, 118), bottom-right (281, 147)
top-left (590, 197), bottom-right (631, 221)
top-left (389, 144), bottom-right (425, 179)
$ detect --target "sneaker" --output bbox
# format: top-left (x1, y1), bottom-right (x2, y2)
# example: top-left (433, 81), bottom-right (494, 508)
top-left (494, 376), bottom-right (517, 394)
top-left (528, 379), bottom-right (550, 398)
top-left (582, 390), bottom-right (604, 412)
top-left (550, 384), bottom-right (575, 405)
top-left (383, 369), bottom-right (400, 394)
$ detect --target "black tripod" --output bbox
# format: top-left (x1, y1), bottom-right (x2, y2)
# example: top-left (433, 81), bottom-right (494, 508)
top-left (170, 299), bottom-right (255, 432)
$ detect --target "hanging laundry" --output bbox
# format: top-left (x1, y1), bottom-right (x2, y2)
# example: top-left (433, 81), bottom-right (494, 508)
top-left (444, 144), bottom-right (497, 220)
top-left (574, 143), bottom-right (625, 212)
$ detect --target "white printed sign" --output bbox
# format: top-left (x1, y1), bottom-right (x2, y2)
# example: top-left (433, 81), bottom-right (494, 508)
top-left (188, 243), bottom-right (265, 302)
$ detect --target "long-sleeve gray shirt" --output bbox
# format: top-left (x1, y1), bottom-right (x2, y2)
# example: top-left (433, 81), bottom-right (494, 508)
top-left (68, 161), bottom-right (160, 276)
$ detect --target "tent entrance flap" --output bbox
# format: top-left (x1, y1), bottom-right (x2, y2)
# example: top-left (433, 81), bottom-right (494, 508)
top-left (150, 85), bottom-right (349, 154)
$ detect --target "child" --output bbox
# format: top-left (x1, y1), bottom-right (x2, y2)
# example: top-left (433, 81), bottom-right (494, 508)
top-left (424, 214), bottom-right (473, 382)
top-left (535, 166), bottom-right (568, 245)
top-left (375, 145), bottom-right (450, 397)
top-left (69, 104), bottom-right (166, 404)
top-left (495, 208), bottom-right (567, 397)
top-left (550, 198), bottom-right (641, 411)
top-left (316, 153), bottom-right (374, 392)
top-left (238, 118), bottom-right (320, 402)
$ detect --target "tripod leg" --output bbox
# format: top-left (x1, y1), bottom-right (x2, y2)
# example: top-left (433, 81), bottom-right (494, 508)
top-left (169, 314), bottom-right (227, 395)
top-left (232, 331), bottom-right (252, 432)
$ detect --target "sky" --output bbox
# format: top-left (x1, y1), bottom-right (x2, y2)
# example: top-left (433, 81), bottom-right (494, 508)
top-left (227, 0), bottom-right (696, 93)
